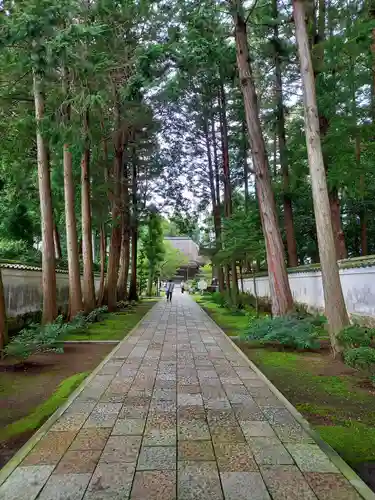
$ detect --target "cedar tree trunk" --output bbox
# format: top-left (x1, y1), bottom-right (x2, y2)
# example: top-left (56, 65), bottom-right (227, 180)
top-left (81, 110), bottom-right (96, 311)
top-left (33, 70), bottom-right (57, 324)
top-left (294, 0), bottom-right (349, 355)
top-left (232, 2), bottom-right (293, 316)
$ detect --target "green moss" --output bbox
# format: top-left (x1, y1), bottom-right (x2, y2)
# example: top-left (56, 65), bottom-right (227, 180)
top-left (250, 350), bottom-right (300, 368)
top-left (317, 422), bottom-right (375, 464)
top-left (63, 302), bottom-right (156, 341)
top-left (0, 371), bottom-right (88, 441)
top-left (249, 350), bottom-right (369, 401)
top-left (310, 375), bottom-right (364, 399)
top-left (295, 402), bottom-right (331, 416)
top-left (193, 296), bottom-right (250, 335)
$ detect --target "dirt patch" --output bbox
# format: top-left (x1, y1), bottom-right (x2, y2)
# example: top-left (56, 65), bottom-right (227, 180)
top-left (304, 413), bottom-right (336, 426)
top-left (298, 351), bottom-right (358, 377)
top-left (0, 343), bottom-right (113, 468)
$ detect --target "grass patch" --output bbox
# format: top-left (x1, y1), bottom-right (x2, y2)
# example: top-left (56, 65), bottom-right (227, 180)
top-left (0, 371), bottom-right (88, 441)
top-left (317, 423), bottom-right (375, 465)
top-left (63, 300), bottom-right (156, 341)
top-left (193, 295), bottom-right (250, 335)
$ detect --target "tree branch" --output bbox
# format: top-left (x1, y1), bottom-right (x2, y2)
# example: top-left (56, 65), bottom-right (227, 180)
top-left (245, 0), bottom-right (260, 24)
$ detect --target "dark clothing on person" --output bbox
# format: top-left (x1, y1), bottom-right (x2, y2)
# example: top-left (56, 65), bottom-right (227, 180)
top-left (166, 281), bottom-right (174, 302)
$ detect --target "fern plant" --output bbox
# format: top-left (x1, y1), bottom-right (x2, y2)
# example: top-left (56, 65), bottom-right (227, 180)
top-left (244, 315), bottom-right (322, 350)
top-left (4, 317), bottom-right (65, 359)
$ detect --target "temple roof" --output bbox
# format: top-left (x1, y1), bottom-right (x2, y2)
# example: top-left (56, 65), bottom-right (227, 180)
top-left (164, 236), bottom-right (205, 266)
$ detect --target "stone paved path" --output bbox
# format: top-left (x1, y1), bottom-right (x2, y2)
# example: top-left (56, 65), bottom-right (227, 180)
top-left (0, 294), bottom-right (367, 499)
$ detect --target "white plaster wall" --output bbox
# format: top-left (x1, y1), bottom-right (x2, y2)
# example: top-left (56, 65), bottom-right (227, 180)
top-left (2, 268), bottom-right (101, 317)
top-left (242, 266), bottom-right (375, 319)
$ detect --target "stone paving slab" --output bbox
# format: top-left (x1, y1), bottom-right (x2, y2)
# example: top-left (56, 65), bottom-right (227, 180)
top-left (0, 294), bottom-right (372, 499)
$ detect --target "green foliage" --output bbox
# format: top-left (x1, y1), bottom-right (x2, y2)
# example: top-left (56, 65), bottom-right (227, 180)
top-left (70, 306), bottom-right (109, 330)
top-left (213, 208), bottom-right (264, 266)
top-left (244, 315), bottom-right (322, 350)
top-left (337, 325), bottom-right (374, 349)
top-left (4, 317), bottom-right (66, 360)
top-left (211, 291), bottom-right (228, 308)
top-left (0, 240), bottom-right (41, 264)
top-left (3, 306), bottom-right (109, 360)
top-left (343, 347), bottom-right (375, 373)
top-left (143, 212), bottom-right (165, 295)
top-left (138, 247), bottom-right (148, 296)
top-left (63, 302), bottom-right (156, 341)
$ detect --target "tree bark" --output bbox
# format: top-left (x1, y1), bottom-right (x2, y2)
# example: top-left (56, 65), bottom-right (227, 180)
top-left (62, 69), bottom-right (83, 318)
top-left (225, 266), bottom-right (231, 295)
top-left (0, 269), bottom-right (8, 352)
top-left (117, 160), bottom-right (130, 300)
top-left (311, 0), bottom-right (347, 260)
top-left (239, 263), bottom-right (244, 293)
top-left (329, 188), bottom-right (347, 260)
top-left (203, 108), bottom-right (217, 216)
top-left (128, 156), bottom-right (139, 302)
top-left (81, 110), bottom-right (96, 312)
top-left (273, 0), bottom-right (298, 267)
top-left (219, 81), bottom-right (238, 302)
top-left (211, 114), bottom-right (225, 293)
top-left (242, 120), bottom-right (250, 211)
top-left (53, 222), bottom-right (62, 261)
top-left (33, 70), bottom-right (57, 324)
top-left (218, 83), bottom-right (232, 218)
top-left (63, 142), bottom-right (83, 318)
top-left (293, 0), bottom-right (349, 354)
top-left (231, 261), bottom-right (239, 299)
top-left (203, 104), bottom-right (224, 291)
top-left (106, 97), bottom-right (123, 311)
top-left (97, 224), bottom-right (106, 306)
top-left (232, 2), bottom-right (294, 316)
top-left (360, 171), bottom-right (368, 256)
top-left (360, 209), bottom-right (368, 256)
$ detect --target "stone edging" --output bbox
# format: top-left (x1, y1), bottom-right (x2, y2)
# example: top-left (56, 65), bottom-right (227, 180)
top-left (63, 340), bottom-right (120, 345)
top-left (0, 303), bottom-right (158, 488)
top-left (202, 310), bottom-right (375, 500)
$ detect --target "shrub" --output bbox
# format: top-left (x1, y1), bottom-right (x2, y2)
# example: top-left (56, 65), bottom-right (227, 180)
top-left (3, 306), bottom-right (110, 360)
top-left (86, 306), bottom-right (109, 323)
top-left (69, 312), bottom-right (88, 330)
top-left (211, 291), bottom-right (228, 308)
top-left (343, 347), bottom-right (375, 373)
top-left (4, 317), bottom-right (65, 360)
top-left (237, 293), bottom-right (255, 310)
top-left (244, 315), bottom-right (321, 350)
top-left (338, 326), bottom-right (374, 349)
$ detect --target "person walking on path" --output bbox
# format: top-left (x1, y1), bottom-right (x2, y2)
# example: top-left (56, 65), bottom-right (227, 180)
top-left (181, 280), bottom-right (185, 294)
top-left (166, 279), bottom-right (175, 302)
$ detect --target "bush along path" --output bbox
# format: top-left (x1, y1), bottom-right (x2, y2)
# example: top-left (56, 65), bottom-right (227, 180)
top-left (0, 299), bottom-right (158, 469)
top-left (194, 291), bottom-right (375, 492)
top-left (0, 293), bottom-right (370, 500)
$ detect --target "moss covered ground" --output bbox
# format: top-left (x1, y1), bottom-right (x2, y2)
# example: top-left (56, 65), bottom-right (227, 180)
top-left (62, 299), bottom-right (157, 341)
top-left (194, 293), bottom-right (375, 469)
top-left (0, 372), bottom-right (88, 442)
top-left (194, 295), bottom-right (251, 335)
